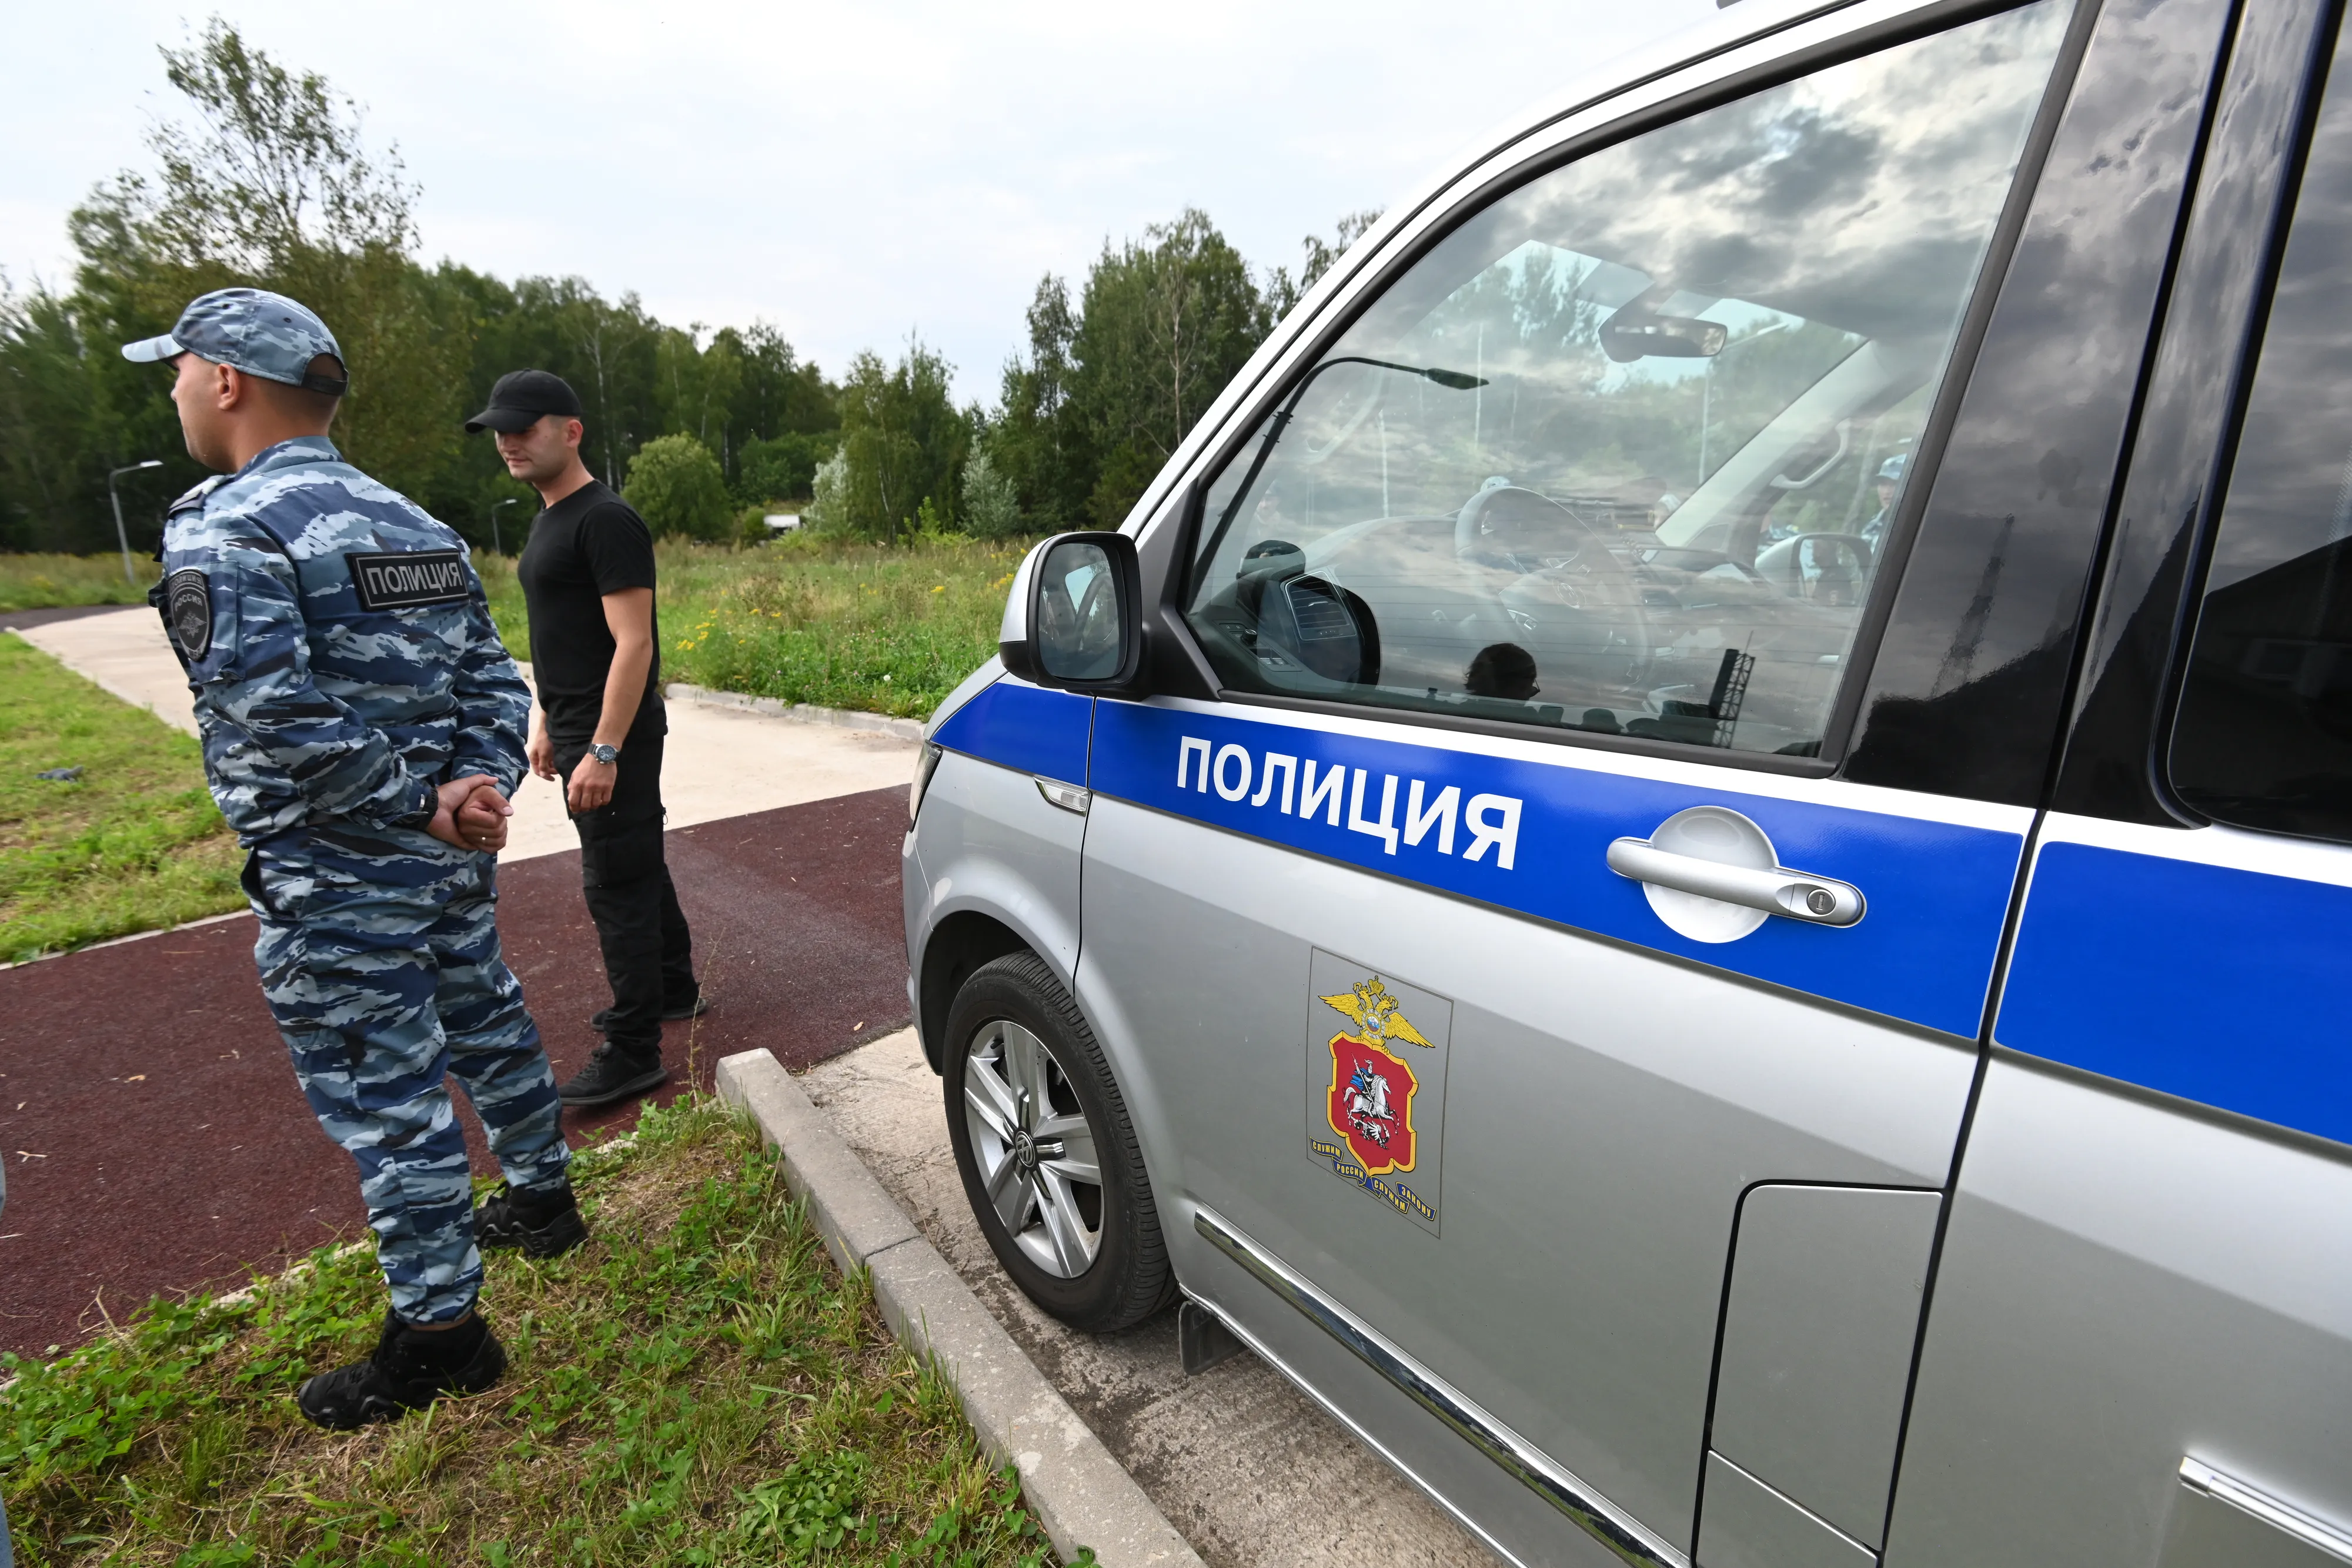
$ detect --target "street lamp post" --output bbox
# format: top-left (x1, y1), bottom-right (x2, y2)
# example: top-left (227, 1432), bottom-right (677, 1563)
top-left (490, 496), bottom-right (520, 556)
top-left (107, 460), bottom-right (165, 586)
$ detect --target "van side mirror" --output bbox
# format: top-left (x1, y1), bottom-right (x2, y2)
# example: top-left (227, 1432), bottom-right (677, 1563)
top-left (999, 531), bottom-right (1144, 690)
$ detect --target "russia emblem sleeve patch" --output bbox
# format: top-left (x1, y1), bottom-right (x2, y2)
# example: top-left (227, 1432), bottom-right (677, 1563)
top-left (165, 569), bottom-right (213, 660)
top-left (1305, 952), bottom-right (1451, 1235)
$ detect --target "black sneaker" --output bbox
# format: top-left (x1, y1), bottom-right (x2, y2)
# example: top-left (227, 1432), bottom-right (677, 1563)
top-left (475, 1177), bottom-right (588, 1258)
top-left (297, 1310), bottom-right (506, 1430)
top-left (586, 991), bottom-right (711, 1032)
top-left (557, 1042), bottom-right (668, 1108)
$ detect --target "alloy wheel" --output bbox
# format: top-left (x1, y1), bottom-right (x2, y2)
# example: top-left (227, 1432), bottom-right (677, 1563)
top-left (961, 1019), bottom-right (1105, 1277)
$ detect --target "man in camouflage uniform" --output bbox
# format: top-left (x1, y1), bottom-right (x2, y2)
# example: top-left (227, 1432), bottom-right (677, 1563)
top-left (125, 288), bottom-right (588, 1429)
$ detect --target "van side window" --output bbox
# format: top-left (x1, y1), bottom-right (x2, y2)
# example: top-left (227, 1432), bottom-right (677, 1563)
top-left (1184, 4), bottom-right (2067, 757)
top-left (2169, 18), bottom-right (2352, 844)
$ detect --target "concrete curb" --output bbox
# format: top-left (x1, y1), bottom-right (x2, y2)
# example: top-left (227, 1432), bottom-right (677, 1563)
top-left (716, 1048), bottom-right (1203, 1568)
top-left (666, 683), bottom-right (927, 744)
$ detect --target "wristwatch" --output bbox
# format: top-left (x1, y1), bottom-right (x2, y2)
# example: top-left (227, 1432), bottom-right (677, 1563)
top-left (589, 743), bottom-right (620, 766)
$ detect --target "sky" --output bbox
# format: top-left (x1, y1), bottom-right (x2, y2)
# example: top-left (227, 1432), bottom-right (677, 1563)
top-left (4, 1), bottom-right (1727, 404)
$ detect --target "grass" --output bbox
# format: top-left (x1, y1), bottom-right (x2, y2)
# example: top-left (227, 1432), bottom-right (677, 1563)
top-left (0, 530), bottom-right (1022, 962)
top-left (477, 534), bottom-right (1024, 722)
top-left (0, 554), bottom-right (159, 612)
top-left (0, 634), bottom-right (240, 964)
top-left (0, 1096), bottom-right (1081, 1566)
top-left (3, 533), bottom-right (1021, 723)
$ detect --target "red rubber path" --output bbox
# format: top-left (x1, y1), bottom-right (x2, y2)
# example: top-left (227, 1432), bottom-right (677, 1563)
top-left (0, 785), bottom-right (913, 1357)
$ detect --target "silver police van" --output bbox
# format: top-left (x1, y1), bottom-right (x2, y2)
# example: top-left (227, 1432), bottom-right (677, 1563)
top-left (903, 0), bottom-right (2352, 1561)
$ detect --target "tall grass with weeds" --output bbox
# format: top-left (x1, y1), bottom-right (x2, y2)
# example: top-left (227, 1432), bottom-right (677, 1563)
top-left (477, 534), bottom-right (1023, 721)
top-left (0, 1098), bottom-right (1083, 1565)
top-left (0, 554), bottom-right (159, 612)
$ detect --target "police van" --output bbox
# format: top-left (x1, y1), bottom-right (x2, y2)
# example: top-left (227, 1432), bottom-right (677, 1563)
top-left (903, 0), bottom-right (2352, 1561)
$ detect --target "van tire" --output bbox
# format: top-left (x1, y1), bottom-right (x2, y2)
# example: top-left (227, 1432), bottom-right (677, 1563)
top-left (943, 952), bottom-right (1175, 1332)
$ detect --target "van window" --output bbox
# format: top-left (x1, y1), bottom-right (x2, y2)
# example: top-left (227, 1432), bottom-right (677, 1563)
top-left (2170, 17), bottom-right (2352, 844)
top-left (1185, 3), bottom-right (2068, 756)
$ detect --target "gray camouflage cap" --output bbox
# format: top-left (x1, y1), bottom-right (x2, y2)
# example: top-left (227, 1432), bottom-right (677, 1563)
top-left (121, 287), bottom-right (349, 395)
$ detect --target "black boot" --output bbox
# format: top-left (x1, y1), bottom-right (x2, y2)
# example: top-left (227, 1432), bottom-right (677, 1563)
top-left (297, 1310), bottom-right (506, 1430)
top-left (475, 1177), bottom-right (589, 1258)
top-left (557, 1042), bottom-right (667, 1108)
top-left (587, 990), bottom-right (710, 1031)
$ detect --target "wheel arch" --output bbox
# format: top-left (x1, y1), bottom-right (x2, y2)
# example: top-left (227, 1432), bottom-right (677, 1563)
top-left (917, 910), bottom-right (1035, 1074)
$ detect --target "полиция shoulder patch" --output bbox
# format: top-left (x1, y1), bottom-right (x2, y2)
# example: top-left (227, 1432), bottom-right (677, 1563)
top-left (347, 550), bottom-right (469, 612)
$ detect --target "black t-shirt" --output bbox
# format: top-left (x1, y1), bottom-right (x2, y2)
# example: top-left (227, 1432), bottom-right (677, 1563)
top-left (516, 480), bottom-right (662, 739)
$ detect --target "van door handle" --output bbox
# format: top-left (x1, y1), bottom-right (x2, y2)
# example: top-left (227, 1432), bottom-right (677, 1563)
top-left (1606, 838), bottom-right (1865, 927)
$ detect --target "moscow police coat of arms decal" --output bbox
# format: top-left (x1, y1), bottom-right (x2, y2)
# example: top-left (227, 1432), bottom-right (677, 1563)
top-left (1305, 951), bottom-right (1450, 1235)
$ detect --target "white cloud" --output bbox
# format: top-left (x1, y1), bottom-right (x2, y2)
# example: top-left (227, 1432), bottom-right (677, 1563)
top-left (2, 0), bottom-right (1722, 399)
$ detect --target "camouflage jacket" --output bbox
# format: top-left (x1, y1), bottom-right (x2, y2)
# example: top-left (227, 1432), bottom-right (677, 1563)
top-left (156, 437), bottom-right (530, 845)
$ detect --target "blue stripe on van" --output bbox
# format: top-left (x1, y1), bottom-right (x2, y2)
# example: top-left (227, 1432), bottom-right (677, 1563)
top-left (1089, 698), bottom-right (2021, 1038)
top-left (929, 678), bottom-right (1093, 790)
top-left (1996, 842), bottom-right (2352, 1146)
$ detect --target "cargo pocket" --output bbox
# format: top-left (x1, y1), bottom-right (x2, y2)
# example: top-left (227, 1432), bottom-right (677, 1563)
top-left (577, 807), bottom-right (665, 888)
top-left (239, 849), bottom-right (270, 916)
top-left (240, 843), bottom-right (310, 922)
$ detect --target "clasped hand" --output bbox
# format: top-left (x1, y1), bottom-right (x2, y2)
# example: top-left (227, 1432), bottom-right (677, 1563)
top-left (427, 774), bottom-right (514, 854)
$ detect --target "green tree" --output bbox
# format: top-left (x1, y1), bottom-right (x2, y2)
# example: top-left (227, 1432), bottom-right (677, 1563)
top-left (736, 432), bottom-right (833, 504)
top-left (977, 209), bottom-right (1389, 548)
top-left (657, 323), bottom-right (743, 461)
top-left (835, 340), bottom-right (968, 543)
top-left (984, 275), bottom-right (1091, 534)
top-left (960, 447), bottom-right (1023, 540)
top-left (804, 446), bottom-right (849, 533)
top-left (69, 18), bottom-right (470, 499)
top-left (0, 19), bottom-right (476, 551)
top-left (622, 434), bottom-right (732, 540)
top-left (1264, 209), bottom-right (1385, 322)
top-left (0, 280), bottom-right (152, 553)
top-left (729, 322), bottom-right (838, 445)
top-left (1068, 208), bottom-right (1269, 526)
top-left (0, 21), bottom-right (850, 558)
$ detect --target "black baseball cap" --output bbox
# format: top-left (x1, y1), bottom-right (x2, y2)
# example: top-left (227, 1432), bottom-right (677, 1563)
top-left (465, 369), bottom-right (584, 433)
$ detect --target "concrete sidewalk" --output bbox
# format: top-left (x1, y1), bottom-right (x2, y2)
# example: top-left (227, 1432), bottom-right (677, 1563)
top-left (802, 1030), bottom-right (1494, 1568)
top-left (11, 606), bottom-right (917, 861)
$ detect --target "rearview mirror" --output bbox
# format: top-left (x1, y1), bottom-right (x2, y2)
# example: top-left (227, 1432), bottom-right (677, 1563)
top-left (1599, 291), bottom-right (1728, 363)
top-left (999, 531), bottom-right (1143, 690)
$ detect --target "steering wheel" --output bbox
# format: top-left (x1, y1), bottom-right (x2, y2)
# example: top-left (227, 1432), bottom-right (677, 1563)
top-left (1455, 484), bottom-right (1636, 587)
top-left (1454, 484), bottom-right (1651, 686)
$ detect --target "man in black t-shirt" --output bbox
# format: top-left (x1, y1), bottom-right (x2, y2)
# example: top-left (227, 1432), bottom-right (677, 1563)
top-left (467, 370), bottom-right (703, 1107)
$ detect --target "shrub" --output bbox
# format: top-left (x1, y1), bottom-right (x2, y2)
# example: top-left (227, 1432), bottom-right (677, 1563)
top-left (623, 435), bottom-right (733, 540)
top-left (961, 448), bottom-right (1024, 540)
top-left (911, 496), bottom-right (965, 544)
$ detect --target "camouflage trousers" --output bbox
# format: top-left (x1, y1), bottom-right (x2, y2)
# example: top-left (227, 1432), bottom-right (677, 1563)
top-left (245, 825), bottom-right (569, 1325)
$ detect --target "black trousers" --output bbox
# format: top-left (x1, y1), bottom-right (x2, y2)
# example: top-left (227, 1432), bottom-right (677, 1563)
top-left (554, 723), bottom-right (696, 1057)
